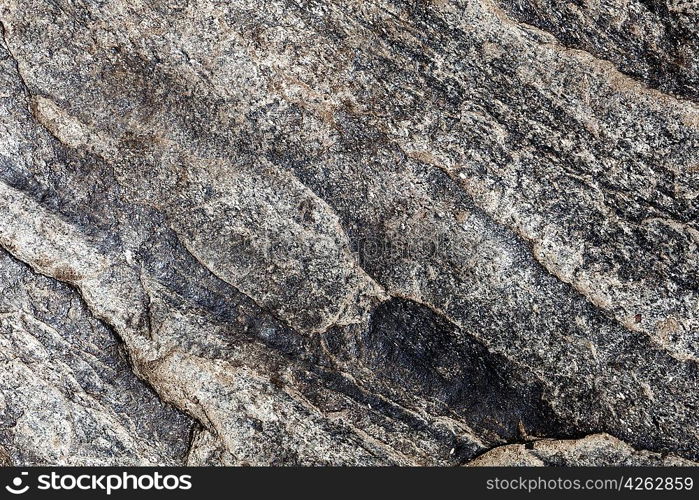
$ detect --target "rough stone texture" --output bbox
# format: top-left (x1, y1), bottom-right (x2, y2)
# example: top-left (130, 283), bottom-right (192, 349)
top-left (467, 433), bottom-right (697, 466)
top-left (0, 250), bottom-right (192, 465)
top-left (0, 0), bottom-right (697, 466)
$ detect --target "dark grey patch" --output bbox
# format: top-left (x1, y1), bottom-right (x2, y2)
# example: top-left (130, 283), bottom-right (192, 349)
top-left (362, 298), bottom-right (575, 441)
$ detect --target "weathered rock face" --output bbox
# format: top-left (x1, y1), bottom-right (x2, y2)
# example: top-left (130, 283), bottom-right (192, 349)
top-left (0, 250), bottom-right (192, 465)
top-left (0, 0), bottom-right (697, 466)
top-left (467, 433), bottom-right (697, 466)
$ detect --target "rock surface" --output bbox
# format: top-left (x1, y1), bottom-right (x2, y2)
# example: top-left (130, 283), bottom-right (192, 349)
top-left (467, 433), bottom-right (697, 466)
top-left (0, 0), bottom-right (697, 466)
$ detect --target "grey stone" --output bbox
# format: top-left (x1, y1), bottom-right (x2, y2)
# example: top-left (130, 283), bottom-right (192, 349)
top-left (467, 433), bottom-right (697, 466)
top-left (0, 250), bottom-right (192, 465)
top-left (0, 0), bottom-right (697, 465)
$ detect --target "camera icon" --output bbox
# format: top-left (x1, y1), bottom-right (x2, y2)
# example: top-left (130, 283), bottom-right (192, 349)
top-left (6, 472), bottom-right (29, 495)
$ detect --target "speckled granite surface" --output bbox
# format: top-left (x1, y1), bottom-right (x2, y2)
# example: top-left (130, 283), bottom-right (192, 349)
top-left (0, 0), bottom-right (697, 466)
